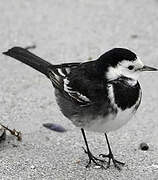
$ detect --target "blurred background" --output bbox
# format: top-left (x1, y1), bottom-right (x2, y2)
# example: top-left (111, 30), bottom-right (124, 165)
top-left (0, 0), bottom-right (158, 179)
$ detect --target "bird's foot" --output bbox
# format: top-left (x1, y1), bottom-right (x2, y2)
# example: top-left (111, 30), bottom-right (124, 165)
top-left (99, 152), bottom-right (125, 170)
top-left (82, 147), bottom-right (105, 169)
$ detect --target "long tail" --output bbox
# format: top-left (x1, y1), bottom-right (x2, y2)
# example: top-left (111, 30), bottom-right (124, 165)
top-left (3, 47), bottom-right (52, 77)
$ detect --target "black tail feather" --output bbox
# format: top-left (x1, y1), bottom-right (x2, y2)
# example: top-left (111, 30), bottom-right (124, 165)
top-left (3, 47), bottom-right (52, 77)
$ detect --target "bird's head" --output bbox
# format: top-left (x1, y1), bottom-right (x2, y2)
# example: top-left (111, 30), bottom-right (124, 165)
top-left (99, 48), bottom-right (157, 83)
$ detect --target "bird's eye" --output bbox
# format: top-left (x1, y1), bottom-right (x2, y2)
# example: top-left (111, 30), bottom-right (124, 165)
top-left (128, 65), bottom-right (134, 70)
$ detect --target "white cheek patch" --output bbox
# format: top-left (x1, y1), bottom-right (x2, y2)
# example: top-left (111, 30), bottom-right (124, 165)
top-left (106, 66), bottom-right (121, 81)
top-left (106, 58), bottom-right (144, 82)
top-left (120, 58), bottom-right (144, 70)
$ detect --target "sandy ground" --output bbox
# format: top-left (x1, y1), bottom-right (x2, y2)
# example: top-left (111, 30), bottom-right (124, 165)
top-left (0, 0), bottom-right (158, 179)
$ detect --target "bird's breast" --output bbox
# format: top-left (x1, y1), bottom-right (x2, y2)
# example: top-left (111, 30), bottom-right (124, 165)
top-left (83, 81), bottom-right (142, 133)
top-left (110, 80), bottom-right (141, 111)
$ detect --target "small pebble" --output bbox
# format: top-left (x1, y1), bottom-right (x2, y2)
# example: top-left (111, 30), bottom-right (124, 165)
top-left (140, 142), bottom-right (149, 151)
top-left (43, 123), bottom-right (66, 132)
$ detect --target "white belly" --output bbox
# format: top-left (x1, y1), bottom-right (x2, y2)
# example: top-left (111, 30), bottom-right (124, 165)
top-left (85, 107), bottom-right (135, 133)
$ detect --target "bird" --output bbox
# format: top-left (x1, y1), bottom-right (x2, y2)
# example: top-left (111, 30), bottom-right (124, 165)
top-left (3, 47), bottom-right (157, 170)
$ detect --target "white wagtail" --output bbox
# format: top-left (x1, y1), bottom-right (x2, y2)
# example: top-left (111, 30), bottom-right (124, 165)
top-left (3, 47), bottom-right (157, 170)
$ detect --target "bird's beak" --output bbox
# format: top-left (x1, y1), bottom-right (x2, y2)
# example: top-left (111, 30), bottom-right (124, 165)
top-left (140, 65), bottom-right (158, 71)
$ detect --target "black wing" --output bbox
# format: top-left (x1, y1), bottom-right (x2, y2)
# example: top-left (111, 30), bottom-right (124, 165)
top-left (48, 63), bottom-right (92, 105)
top-left (3, 47), bottom-right (105, 106)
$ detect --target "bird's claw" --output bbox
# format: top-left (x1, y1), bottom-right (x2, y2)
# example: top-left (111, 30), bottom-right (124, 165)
top-left (82, 147), bottom-right (105, 169)
top-left (99, 153), bottom-right (125, 170)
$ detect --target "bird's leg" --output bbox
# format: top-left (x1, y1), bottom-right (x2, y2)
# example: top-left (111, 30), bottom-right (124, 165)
top-left (99, 132), bottom-right (125, 170)
top-left (81, 128), bottom-right (105, 168)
